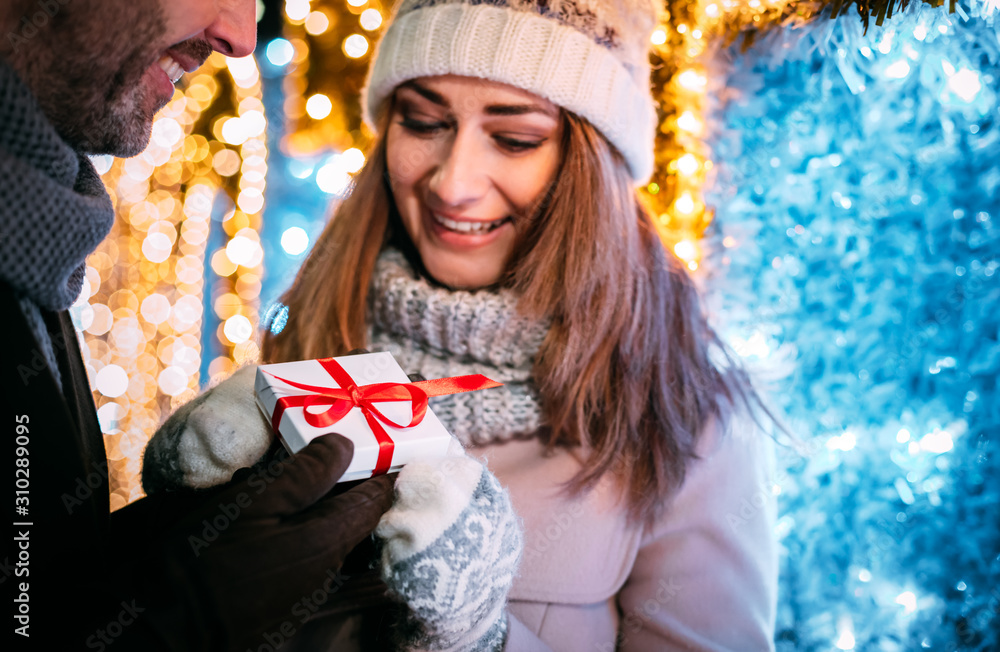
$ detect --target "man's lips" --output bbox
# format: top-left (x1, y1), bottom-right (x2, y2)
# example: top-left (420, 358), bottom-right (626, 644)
top-left (164, 47), bottom-right (204, 74)
top-left (148, 43), bottom-right (208, 99)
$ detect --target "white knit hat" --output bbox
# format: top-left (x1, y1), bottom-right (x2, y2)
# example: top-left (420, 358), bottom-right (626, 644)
top-left (363, 0), bottom-right (660, 184)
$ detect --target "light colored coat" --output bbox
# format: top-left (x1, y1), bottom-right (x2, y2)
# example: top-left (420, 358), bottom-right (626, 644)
top-left (469, 415), bottom-right (779, 652)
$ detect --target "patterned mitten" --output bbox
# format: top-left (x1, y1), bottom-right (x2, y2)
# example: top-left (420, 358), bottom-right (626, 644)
top-left (142, 365), bottom-right (274, 493)
top-left (376, 438), bottom-right (523, 651)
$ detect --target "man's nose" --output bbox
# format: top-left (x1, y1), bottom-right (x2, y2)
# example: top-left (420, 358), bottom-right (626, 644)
top-left (427, 129), bottom-right (489, 208)
top-left (205, 0), bottom-right (257, 58)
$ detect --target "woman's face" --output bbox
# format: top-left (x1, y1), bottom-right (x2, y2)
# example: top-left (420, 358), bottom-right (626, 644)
top-left (385, 75), bottom-right (563, 289)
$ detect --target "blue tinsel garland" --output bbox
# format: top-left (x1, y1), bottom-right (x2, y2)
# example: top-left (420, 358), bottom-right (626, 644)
top-left (705, 3), bottom-right (999, 649)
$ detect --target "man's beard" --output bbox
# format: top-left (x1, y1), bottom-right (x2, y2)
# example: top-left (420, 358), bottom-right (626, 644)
top-left (63, 67), bottom-right (161, 157)
top-left (8, 3), bottom-right (168, 157)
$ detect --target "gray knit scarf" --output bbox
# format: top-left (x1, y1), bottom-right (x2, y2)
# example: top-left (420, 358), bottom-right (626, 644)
top-left (368, 249), bottom-right (549, 446)
top-left (0, 61), bottom-right (115, 383)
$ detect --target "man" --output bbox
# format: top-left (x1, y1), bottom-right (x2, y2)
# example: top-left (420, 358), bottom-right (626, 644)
top-left (0, 1), bottom-right (396, 649)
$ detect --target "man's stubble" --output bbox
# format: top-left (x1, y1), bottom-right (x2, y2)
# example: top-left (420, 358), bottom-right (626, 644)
top-left (5, 2), bottom-right (167, 156)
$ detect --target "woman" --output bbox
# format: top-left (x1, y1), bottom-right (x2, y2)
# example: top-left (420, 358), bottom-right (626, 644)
top-left (144, 0), bottom-right (780, 649)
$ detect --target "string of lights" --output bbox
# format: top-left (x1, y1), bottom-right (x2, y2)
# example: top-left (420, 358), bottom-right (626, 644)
top-left (645, 0), bottom-right (726, 273)
top-left (77, 53), bottom-right (268, 508)
top-left (279, 0), bottom-right (380, 171)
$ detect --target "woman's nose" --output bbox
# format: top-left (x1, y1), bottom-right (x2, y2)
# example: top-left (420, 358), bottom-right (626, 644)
top-left (427, 128), bottom-right (488, 208)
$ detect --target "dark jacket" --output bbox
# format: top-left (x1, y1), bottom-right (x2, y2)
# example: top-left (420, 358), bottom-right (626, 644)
top-left (2, 281), bottom-right (207, 650)
top-left (2, 282), bottom-right (400, 651)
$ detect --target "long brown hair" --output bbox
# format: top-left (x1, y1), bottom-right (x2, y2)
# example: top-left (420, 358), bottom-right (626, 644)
top-left (264, 96), bottom-right (770, 525)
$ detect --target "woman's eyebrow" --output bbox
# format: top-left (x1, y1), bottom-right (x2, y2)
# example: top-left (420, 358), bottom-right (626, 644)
top-left (400, 80), bottom-right (556, 118)
top-left (399, 80), bottom-right (448, 107)
top-left (484, 104), bottom-right (556, 118)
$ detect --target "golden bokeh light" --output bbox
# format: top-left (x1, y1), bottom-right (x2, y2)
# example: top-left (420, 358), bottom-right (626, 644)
top-left (84, 53), bottom-right (267, 509)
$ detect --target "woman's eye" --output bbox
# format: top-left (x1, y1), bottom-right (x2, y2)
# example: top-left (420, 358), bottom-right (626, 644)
top-left (495, 136), bottom-right (544, 152)
top-left (399, 117), bottom-right (448, 135)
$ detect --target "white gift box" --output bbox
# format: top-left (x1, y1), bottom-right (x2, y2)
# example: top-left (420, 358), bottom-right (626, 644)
top-left (254, 352), bottom-right (454, 482)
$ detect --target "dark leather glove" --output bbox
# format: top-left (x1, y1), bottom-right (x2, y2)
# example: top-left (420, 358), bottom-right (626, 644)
top-left (121, 434), bottom-right (395, 651)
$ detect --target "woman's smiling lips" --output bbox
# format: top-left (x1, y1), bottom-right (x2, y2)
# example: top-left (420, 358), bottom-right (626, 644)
top-left (424, 208), bottom-right (513, 247)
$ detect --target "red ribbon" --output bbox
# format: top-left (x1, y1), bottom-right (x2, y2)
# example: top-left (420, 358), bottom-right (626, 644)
top-left (265, 358), bottom-right (501, 476)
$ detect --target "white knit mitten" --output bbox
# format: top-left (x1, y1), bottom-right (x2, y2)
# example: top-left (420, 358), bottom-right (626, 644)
top-left (376, 439), bottom-right (523, 652)
top-left (142, 365), bottom-right (274, 493)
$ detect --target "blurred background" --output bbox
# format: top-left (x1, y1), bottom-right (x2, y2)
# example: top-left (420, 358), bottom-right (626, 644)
top-left (73, 0), bottom-right (998, 648)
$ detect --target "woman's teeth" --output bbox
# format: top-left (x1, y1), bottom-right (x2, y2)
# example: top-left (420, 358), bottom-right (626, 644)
top-left (157, 55), bottom-right (184, 84)
top-left (432, 212), bottom-right (508, 234)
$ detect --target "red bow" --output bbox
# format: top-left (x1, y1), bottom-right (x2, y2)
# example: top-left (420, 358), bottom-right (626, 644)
top-left (265, 358), bottom-right (501, 476)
